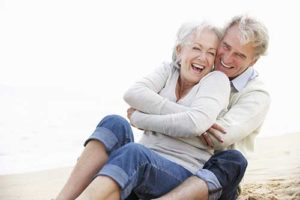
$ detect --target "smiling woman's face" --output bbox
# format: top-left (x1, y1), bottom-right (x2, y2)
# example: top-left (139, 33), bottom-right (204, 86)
top-left (177, 28), bottom-right (219, 85)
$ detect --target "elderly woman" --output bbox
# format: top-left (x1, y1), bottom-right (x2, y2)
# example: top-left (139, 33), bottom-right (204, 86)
top-left (56, 21), bottom-right (230, 200)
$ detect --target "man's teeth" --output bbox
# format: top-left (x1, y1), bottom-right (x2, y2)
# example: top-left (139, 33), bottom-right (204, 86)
top-left (221, 60), bottom-right (233, 69)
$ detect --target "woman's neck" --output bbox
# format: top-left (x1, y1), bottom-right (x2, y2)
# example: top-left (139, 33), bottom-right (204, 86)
top-left (176, 76), bottom-right (194, 101)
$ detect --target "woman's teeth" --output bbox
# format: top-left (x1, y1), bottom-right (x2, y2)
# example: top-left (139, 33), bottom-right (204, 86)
top-left (192, 64), bottom-right (204, 72)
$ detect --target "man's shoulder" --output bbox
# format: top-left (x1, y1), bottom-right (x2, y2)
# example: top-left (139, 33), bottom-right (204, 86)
top-left (244, 76), bottom-right (269, 93)
top-left (236, 77), bottom-right (271, 103)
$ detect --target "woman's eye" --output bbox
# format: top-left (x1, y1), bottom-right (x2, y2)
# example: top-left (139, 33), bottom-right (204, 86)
top-left (192, 47), bottom-right (201, 51)
top-left (208, 52), bottom-right (215, 56)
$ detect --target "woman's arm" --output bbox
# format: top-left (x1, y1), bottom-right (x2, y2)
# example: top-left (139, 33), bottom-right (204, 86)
top-left (124, 62), bottom-right (173, 114)
top-left (124, 62), bottom-right (191, 115)
top-left (130, 71), bottom-right (230, 137)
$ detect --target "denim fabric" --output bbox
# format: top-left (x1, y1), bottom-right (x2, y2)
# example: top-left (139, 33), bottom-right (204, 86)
top-left (196, 169), bottom-right (222, 200)
top-left (98, 143), bottom-right (193, 200)
top-left (84, 115), bottom-right (247, 200)
top-left (125, 191), bottom-right (139, 200)
top-left (202, 149), bottom-right (248, 200)
top-left (84, 115), bottom-right (192, 199)
top-left (84, 115), bottom-right (134, 154)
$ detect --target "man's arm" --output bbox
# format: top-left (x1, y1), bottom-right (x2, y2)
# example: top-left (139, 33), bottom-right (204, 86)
top-left (209, 89), bottom-right (271, 149)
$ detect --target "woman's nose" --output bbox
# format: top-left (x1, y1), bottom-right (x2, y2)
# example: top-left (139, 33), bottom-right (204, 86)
top-left (197, 52), bottom-right (206, 61)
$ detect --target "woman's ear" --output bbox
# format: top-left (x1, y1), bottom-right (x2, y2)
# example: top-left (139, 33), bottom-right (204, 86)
top-left (176, 45), bottom-right (182, 58)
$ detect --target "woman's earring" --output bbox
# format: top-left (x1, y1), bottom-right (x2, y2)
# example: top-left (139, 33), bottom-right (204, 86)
top-left (211, 65), bottom-right (215, 71)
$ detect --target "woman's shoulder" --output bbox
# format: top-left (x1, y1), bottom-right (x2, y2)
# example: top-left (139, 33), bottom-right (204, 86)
top-left (156, 62), bottom-right (179, 76)
top-left (160, 61), bottom-right (178, 71)
top-left (202, 70), bottom-right (229, 82)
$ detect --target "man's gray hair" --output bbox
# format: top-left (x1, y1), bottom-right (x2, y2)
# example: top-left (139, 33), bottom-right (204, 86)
top-left (224, 15), bottom-right (269, 59)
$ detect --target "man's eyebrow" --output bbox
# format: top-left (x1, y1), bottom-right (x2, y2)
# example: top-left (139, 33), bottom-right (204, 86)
top-left (222, 41), bottom-right (230, 47)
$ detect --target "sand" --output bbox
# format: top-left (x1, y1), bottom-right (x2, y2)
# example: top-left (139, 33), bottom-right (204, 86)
top-left (238, 133), bottom-right (300, 200)
top-left (1, 133), bottom-right (300, 200)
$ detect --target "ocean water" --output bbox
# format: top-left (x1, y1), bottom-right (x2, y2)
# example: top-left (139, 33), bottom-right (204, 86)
top-left (0, 84), bottom-right (296, 175)
top-left (0, 84), bottom-right (143, 175)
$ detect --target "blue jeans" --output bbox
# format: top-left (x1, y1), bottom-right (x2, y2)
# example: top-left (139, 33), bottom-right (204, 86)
top-left (85, 115), bottom-right (192, 200)
top-left (85, 115), bottom-right (247, 200)
top-left (202, 150), bottom-right (248, 200)
top-left (84, 114), bottom-right (134, 154)
top-left (125, 150), bottom-right (248, 200)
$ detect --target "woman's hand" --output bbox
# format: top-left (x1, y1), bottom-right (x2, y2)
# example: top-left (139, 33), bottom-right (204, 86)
top-left (127, 107), bottom-right (136, 120)
top-left (127, 107), bottom-right (144, 131)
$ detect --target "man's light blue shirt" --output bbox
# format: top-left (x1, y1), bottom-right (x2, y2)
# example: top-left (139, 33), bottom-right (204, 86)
top-left (231, 67), bottom-right (258, 92)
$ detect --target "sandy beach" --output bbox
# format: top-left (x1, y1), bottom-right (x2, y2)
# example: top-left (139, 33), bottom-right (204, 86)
top-left (238, 133), bottom-right (300, 200)
top-left (1, 133), bottom-right (299, 200)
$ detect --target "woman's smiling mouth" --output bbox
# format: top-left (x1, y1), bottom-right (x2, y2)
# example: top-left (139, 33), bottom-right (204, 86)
top-left (191, 63), bottom-right (204, 73)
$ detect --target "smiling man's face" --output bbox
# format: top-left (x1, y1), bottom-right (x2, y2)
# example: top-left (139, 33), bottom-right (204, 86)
top-left (215, 24), bottom-right (257, 80)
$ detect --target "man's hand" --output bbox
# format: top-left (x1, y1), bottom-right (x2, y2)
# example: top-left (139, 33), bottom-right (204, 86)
top-left (200, 123), bottom-right (226, 148)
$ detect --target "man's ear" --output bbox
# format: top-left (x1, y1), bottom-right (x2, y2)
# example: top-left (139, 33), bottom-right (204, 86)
top-left (250, 57), bottom-right (258, 66)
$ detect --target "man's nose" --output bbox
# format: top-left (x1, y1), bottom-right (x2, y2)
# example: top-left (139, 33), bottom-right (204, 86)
top-left (222, 52), bottom-right (234, 64)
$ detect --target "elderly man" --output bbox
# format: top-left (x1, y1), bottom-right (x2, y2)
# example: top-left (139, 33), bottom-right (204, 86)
top-left (155, 15), bottom-right (270, 200)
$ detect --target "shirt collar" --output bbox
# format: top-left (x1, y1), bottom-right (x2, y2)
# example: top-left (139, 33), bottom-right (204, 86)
top-left (231, 67), bottom-right (258, 92)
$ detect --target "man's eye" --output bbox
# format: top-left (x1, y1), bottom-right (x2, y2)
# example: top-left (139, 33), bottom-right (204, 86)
top-left (193, 47), bottom-right (201, 51)
top-left (236, 53), bottom-right (246, 60)
top-left (222, 43), bottom-right (229, 50)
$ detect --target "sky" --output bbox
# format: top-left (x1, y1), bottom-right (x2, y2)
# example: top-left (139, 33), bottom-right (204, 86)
top-left (1, 0), bottom-right (300, 174)
top-left (1, 0), bottom-right (300, 137)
